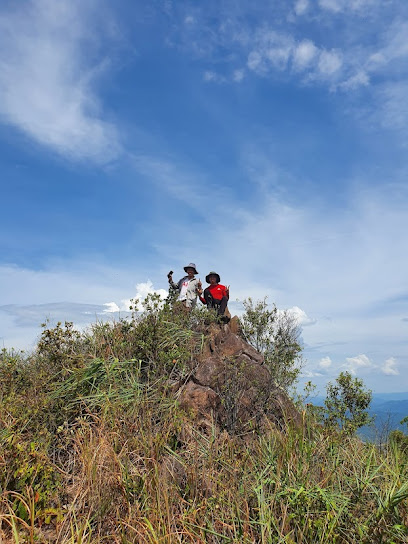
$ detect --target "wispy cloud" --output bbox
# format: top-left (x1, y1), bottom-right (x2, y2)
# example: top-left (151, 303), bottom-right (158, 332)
top-left (0, 301), bottom-right (125, 351)
top-left (167, 0), bottom-right (408, 117)
top-left (233, 69), bottom-right (245, 82)
top-left (244, 28), bottom-right (347, 86)
top-left (318, 0), bottom-right (379, 13)
top-left (203, 71), bottom-right (226, 83)
top-left (0, 264), bottom-right (168, 349)
top-left (374, 81), bottom-right (408, 143)
top-left (0, 0), bottom-right (120, 162)
top-left (129, 152), bottom-right (234, 226)
top-left (338, 71), bottom-right (369, 91)
top-left (0, 262), bottom-right (136, 307)
top-left (0, 302), bottom-right (115, 328)
top-left (294, 0), bottom-right (310, 17)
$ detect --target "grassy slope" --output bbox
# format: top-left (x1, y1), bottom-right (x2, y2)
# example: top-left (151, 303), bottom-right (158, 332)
top-left (0, 304), bottom-right (407, 543)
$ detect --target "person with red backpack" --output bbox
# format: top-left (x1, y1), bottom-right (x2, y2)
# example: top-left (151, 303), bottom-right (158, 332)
top-left (197, 271), bottom-right (230, 322)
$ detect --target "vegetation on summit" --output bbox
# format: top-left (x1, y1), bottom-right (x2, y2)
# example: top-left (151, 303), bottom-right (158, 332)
top-left (0, 295), bottom-right (407, 543)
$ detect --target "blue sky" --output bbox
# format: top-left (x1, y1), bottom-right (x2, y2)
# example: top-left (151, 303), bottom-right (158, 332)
top-left (1, 0), bottom-right (407, 393)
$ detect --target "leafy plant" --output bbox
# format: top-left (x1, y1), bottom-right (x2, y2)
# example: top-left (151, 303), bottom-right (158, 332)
top-left (240, 297), bottom-right (303, 390)
top-left (324, 371), bottom-right (373, 434)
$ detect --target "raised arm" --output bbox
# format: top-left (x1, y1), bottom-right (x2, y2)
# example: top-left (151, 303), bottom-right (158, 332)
top-left (168, 271), bottom-right (179, 290)
top-left (197, 279), bottom-right (205, 303)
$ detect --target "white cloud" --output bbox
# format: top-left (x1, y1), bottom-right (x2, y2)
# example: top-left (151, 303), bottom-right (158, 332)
top-left (293, 40), bottom-right (318, 70)
top-left (382, 357), bottom-right (399, 376)
top-left (338, 71), bottom-right (369, 90)
top-left (294, 0), bottom-right (310, 16)
top-left (266, 46), bottom-right (292, 70)
top-left (242, 29), bottom-right (346, 87)
top-left (319, 356), bottom-right (332, 368)
top-left (287, 306), bottom-right (317, 326)
top-left (247, 31), bottom-right (294, 74)
top-left (381, 22), bottom-right (408, 65)
top-left (120, 281), bottom-right (168, 311)
top-left (130, 153), bottom-right (215, 214)
top-left (303, 369), bottom-right (323, 378)
top-left (376, 81), bottom-right (408, 136)
top-left (364, 21), bottom-right (408, 84)
top-left (203, 70), bottom-right (225, 83)
top-left (318, 50), bottom-right (343, 76)
top-left (134, 280), bottom-right (168, 304)
top-left (233, 69), bottom-right (245, 82)
top-left (318, 0), bottom-right (343, 12)
top-left (103, 302), bottom-right (121, 313)
top-left (0, 0), bottom-right (120, 162)
top-left (345, 354), bottom-right (373, 374)
top-left (318, 0), bottom-right (377, 12)
top-left (204, 70), bottom-right (216, 81)
top-left (247, 51), bottom-right (263, 71)
top-left (367, 52), bottom-right (386, 69)
top-left (170, 1), bottom-right (408, 102)
top-left (172, 4), bottom-right (408, 93)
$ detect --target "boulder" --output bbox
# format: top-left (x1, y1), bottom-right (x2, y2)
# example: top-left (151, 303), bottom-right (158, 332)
top-left (177, 319), bottom-right (301, 434)
top-left (178, 381), bottom-right (221, 418)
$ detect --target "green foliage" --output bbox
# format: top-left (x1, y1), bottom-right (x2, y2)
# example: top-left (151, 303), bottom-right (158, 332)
top-left (240, 297), bottom-right (303, 390)
top-left (0, 348), bottom-right (27, 400)
top-left (37, 320), bottom-right (83, 373)
top-left (389, 418), bottom-right (408, 456)
top-left (324, 371), bottom-right (373, 434)
top-left (1, 433), bottom-right (59, 516)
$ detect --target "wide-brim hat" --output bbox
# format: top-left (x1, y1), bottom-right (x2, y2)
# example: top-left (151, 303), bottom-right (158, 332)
top-left (206, 271), bottom-right (220, 283)
top-left (183, 262), bottom-right (198, 274)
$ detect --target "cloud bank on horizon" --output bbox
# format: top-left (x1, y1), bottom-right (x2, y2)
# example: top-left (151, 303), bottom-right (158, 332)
top-left (0, 0), bottom-right (407, 393)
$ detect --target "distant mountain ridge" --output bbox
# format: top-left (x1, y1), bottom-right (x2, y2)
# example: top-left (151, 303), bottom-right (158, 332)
top-left (368, 396), bottom-right (408, 436)
top-left (309, 392), bottom-right (408, 439)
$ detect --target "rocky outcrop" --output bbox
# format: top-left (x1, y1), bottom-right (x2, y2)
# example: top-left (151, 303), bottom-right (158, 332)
top-left (177, 316), bottom-right (301, 434)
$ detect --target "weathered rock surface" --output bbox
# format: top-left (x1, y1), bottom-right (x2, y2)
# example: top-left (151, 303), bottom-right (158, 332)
top-left (177, 318), bottom-right (301, 434)
top-left (178, 381), bottom-right (222, 417)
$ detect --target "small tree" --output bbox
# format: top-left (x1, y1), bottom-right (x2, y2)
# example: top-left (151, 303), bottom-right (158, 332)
top-left (324, 371), bottom-right (373, 434)
top-left (240, 297), bottom-right (303, 391)
top-left (389, 417), bottom-right (408, 456)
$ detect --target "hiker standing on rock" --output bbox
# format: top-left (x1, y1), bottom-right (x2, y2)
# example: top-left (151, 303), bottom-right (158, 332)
top-left (167, 263), bottom-right (201, 309)
top-left (198, 271), bottom-right (230, 322)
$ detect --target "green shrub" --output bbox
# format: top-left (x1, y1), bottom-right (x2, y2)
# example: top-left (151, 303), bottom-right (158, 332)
top-left (240, 297), bottom-right (303, 390)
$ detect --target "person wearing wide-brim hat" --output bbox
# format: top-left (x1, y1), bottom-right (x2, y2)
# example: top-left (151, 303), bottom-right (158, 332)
top-left (197, 271), bottom-right (230, 322)
top-left (167, 263), bottom-right (201, 308)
